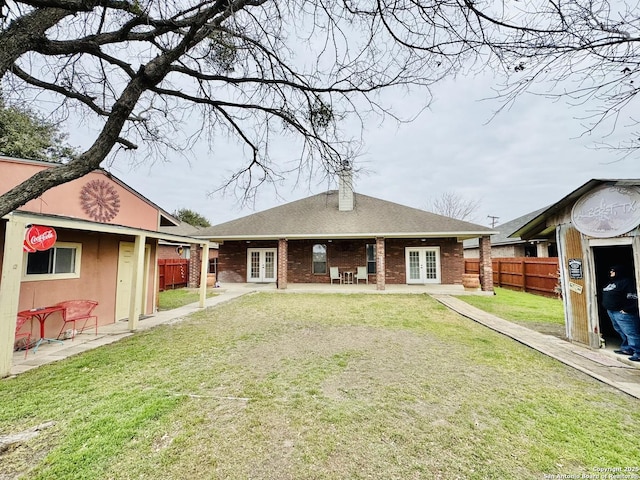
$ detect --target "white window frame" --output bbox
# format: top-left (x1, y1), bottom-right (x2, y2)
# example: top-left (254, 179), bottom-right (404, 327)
top-left (22, 242), bottom-right (82, 281)
top-left (312, 244), bottom-right (327, 274)
top-left (366, 244), bottom-right (377, 274)
top-left (405, 246), bottom-right (441, 284)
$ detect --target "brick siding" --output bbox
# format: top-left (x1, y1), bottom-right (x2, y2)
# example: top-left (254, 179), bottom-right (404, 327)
top-left (479, 235), bottom-right (494, 291)
top-left (187, 243), bottom-right (201, 288)
top-left (217, 237), bottom-right (465, 285)
top-left (158, 244), bottom-right (184, 259)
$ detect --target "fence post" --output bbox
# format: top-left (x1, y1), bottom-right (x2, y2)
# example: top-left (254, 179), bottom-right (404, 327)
top-left (521, 259), bottom-right (526, 292)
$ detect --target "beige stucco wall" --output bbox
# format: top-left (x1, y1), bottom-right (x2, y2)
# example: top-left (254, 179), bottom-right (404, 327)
top-left (0, 158), bottom-right (160, 230)
top-left (9, 226), bottom-right (158, 338)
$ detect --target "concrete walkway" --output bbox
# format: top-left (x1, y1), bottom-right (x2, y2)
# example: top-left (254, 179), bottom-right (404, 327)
top-left (9, 286), bottom-right (249, 376)
top-left (434, 295), bottom-right (640, 400)
top-left (8, 284), bottom-right (640, 399)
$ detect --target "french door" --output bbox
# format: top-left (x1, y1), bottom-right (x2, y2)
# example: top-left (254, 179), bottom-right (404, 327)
top-left (405, 247), bottom-right (441, 284)
top-left (247, 248), bottom-right (277, 283)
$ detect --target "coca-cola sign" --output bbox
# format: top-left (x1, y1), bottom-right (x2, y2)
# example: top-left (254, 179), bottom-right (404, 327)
top-left (23, 225), bottom-right (57, 252)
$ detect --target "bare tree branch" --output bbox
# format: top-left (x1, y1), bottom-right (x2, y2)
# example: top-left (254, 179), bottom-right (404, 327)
top-left (429, 191), bottom-right (481, 222)
top-left (2, 0), bottom-right (639, 217)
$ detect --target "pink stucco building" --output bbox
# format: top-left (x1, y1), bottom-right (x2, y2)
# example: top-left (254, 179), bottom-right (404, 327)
top-left (1, 156), bottom-right (209, 377)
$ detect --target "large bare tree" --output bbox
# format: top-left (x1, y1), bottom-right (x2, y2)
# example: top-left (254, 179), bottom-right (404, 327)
top-left (1, 0), bottom-right (637, 218)
top-left (0, 0), bottom-right (461, 217)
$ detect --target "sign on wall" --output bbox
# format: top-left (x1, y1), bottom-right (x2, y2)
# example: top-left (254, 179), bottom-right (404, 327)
top-left (23, 225), bottom-right (57, 252)
top-left (571, 184), bottom-right (640, 238)
top-left (568, 258), bottom-right (583, 279)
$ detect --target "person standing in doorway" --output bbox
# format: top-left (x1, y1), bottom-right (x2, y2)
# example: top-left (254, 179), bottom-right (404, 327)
top-left (602, 265), bottom-right (640, 362)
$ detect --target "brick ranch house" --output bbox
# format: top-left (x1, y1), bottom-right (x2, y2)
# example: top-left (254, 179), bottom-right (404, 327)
top-left (0, 156), bottom-right (210, 377)
top-left (197, 169), bottom-right (496, 290)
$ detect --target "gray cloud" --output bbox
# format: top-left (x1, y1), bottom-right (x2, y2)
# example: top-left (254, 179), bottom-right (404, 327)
top-left (99, 74), bottom-right (638, 228)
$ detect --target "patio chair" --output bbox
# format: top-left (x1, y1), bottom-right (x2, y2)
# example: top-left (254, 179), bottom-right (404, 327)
top-left (54, 300), bottom-right (99, 340)
top-left (355, 266), bottom-right (368, 284)
top-left (330, 267), bottom-right (342, 284)
top-left (15, 316), bottom-right (32, 358)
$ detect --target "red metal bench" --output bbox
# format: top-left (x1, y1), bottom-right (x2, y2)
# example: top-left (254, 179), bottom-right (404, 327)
top-left (15, 316), bottom-right (32, 358)
top-left (54, 300), bottom-right (99, 340)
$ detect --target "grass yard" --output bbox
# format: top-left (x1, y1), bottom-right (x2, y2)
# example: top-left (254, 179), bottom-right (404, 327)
top-left (1, 293), bottom-right (638, 479)
top-left (457, 287), bottom-right (567, 338)
top-left (157, 287), bottom-right (218, 310)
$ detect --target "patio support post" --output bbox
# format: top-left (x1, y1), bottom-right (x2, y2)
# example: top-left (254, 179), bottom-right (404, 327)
top-left (479, 235), bottom-right (494, 292)
top-left (277, 238), bottom-right (288, 289)
top-left (128, 234), bottom-right (146, 331)
top-left (188, 243), bottom-right (201, 288)
top-left (199, 242), bottom-right (209, 307)
top-left (376, 237), bottom-right (385, 291)
top-left (0, 215), bottom-right (27, 377)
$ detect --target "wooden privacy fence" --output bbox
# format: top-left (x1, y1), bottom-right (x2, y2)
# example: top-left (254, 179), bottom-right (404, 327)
top-left (465, 257), bottom-right (560, 297)
top-left (158, 259), bottom-right (189, 291)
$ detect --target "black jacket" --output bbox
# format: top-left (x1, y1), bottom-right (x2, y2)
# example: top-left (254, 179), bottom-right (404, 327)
top-left (602, 276), bottom-right (639, 313)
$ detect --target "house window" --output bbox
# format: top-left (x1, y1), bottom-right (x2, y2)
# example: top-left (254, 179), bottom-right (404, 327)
top-left (312, 244), bottom-right (327, 274)
top-left (366, 244), bottom-right (376, 274)
top-left (23, 242), bottom-right (82, 281)
top-left (524, 244), bottom-right (537, 257)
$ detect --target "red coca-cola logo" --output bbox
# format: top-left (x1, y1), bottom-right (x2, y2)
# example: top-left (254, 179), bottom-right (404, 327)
top-left (23, 225), bottom-right (57, 252)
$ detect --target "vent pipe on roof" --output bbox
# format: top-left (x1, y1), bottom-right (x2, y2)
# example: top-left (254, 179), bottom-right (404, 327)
top-left (338, 160), bottom-right (354, 211)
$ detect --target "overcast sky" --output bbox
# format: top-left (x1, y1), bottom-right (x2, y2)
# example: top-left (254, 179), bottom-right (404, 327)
top-left (87, 71), bottom-right (637, 230)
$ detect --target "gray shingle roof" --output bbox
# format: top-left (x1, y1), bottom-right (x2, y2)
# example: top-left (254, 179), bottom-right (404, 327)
top-left (159, 221), bottom-right (203, 237)
top-left (464, 206), bottom-right (549, 249)
top-left (197, 191), bottom-right (495, 240)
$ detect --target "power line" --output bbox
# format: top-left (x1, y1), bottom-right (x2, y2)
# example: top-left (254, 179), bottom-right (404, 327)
top-left (487, 215), bottom-right (499, 228)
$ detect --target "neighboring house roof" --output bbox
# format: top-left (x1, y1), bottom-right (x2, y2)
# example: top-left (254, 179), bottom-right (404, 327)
top-left (513, 179), bottom-right (640, 240)
top-left (464, 206), bottom-right (549, 249)
top-left (159, 220), bottom-right (203, 237)
top-left (197, 190), bottom-right (495, 241)
top-left (158, 221), bottom-right (219, 247)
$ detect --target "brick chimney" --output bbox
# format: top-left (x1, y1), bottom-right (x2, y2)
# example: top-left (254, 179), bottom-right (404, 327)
top-left (338, 160), bottom-right (354, 211)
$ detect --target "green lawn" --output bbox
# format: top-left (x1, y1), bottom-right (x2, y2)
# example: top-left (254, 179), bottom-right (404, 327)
top-left (157, 287), bottom-right (218, 310)
top-left (457, 287), bottom-right (564, 325)
top-left (457, 287), bottom-right (566, 337)
top-left (1, 293), bottom-right (637, 479)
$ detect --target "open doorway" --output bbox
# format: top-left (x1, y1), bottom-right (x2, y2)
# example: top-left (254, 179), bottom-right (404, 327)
top-left (592, 245), bottom-right (635, 348)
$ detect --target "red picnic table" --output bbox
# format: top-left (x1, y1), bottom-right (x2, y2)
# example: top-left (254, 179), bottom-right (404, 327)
top-left (17, 305), bottom-right (66, 353)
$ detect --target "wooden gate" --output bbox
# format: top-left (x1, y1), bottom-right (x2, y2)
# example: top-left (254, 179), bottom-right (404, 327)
top-left (158, 259), bottom-right (189, 291)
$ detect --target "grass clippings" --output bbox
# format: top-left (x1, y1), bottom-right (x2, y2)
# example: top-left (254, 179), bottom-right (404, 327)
top-left (1, 293), bottom-right (638, 479)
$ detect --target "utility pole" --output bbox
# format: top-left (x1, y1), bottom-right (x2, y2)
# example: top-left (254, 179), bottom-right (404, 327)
top-left (487, 215), bottom-right (499, 228)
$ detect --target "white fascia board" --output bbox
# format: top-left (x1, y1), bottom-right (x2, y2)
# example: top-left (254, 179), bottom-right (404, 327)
top-left (6, 211), bottom-right (210, 246)
top-left (199, 231), bottom-right (496, 242)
